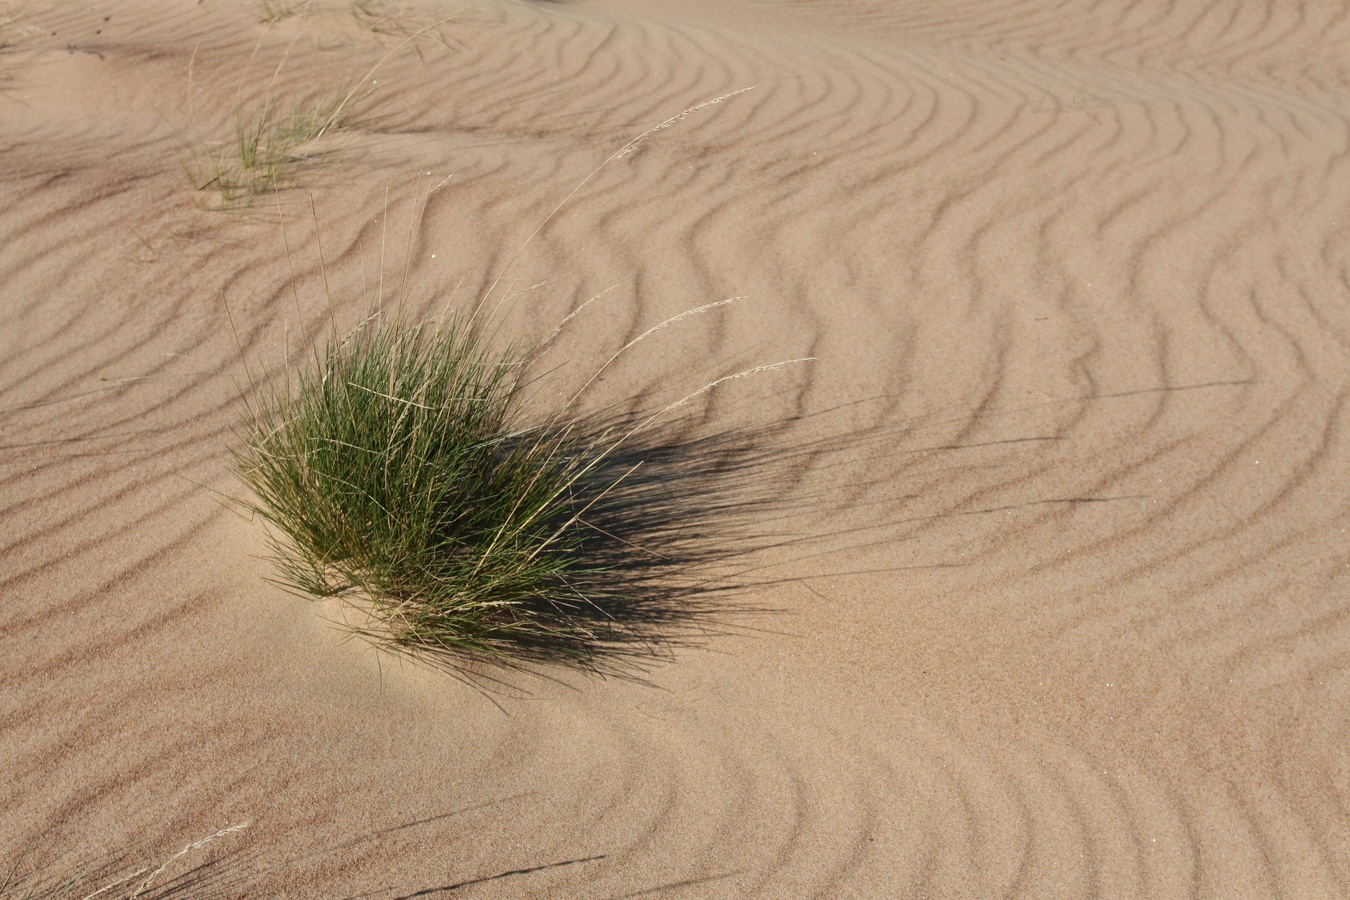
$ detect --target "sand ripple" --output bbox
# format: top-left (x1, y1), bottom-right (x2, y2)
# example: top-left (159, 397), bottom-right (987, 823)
top-left (2, 0), bottom-right (1347, 895)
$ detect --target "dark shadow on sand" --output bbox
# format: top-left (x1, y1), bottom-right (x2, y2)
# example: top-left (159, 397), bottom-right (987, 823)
top-left (365, 408), bottom-right (825, 683)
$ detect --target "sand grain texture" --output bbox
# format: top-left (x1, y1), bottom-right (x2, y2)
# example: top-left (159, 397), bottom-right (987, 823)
top-left (2, 0), bottom-right (1348, 896)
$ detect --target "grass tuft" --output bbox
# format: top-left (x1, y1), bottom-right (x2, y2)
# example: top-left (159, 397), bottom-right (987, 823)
top-left (256, 0), bottom-right (312, 24)
top-left (0, 5), bottom-right (18, 45)
top-left (234, 313), bottom-right (640, 668)
top-left (187, 87), bottom-right (368, 207)
top-left (0, 2), bottom-right (27, 94)
top-left (350, 0), bottom-right (461, 43)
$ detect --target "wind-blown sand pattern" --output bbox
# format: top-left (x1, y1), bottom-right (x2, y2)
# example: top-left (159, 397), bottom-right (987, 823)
top-left (3, 0), bottom-right (1348, 895)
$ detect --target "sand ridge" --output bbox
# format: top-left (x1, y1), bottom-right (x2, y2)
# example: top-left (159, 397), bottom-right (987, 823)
top-left (2, 0), bottom-right (1348, 896)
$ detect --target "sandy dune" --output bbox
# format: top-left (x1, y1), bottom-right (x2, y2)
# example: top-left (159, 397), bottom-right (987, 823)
top-left (3, 0), bottom-right (1348, 896)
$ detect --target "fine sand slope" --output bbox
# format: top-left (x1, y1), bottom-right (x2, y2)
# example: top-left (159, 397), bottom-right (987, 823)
top-left (3, 0), bottom-right (1348, 896)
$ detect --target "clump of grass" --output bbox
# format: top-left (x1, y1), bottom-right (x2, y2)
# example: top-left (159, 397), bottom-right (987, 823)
top-left (350, 0), bottom-right (406, 33)
top-left (256, 0), bottom-right (312, 24)
top-left (0, 3), bottom-right (27, 93)
top-left (350, 0), bottom-right (459, 41)
top-left (0, 5), bottom-right (18, 44)
top-left (188, 87), bottom-right (367, 207)
top-left (234, 313), bottom-right (633, 667)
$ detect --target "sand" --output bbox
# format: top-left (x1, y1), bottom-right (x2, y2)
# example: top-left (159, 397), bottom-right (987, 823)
top-left (3, 0), bottom-right (1348, 896)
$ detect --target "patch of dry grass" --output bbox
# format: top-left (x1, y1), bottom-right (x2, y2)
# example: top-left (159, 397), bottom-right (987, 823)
top-left (186, 85), bottom-right (370, 207)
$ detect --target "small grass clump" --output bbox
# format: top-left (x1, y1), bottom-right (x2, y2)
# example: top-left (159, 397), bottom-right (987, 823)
top-left (350, 0), bottom-right (410, 33)
top-left (0, 5), bottom-right (18, 46)
top-left (256, 0), bottom-right (311, 24)
top-left (350, 0), bottom-right (459, 41)
top-left (234, 314), bottom-right (627, 668)
top-left (0, 3), bottom-right (27, 94)
top-left (188, 89), bottom-right (366, 206)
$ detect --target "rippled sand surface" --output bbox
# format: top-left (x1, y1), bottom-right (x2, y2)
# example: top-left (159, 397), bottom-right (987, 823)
top-left (3, 0), bottom-right (1348, 895)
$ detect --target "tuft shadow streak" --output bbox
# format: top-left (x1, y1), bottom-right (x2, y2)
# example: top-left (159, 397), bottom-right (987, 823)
top-left (391, 854), bottom-right (606, 898)
top-left (366, 405), bottom-right (855, 686)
